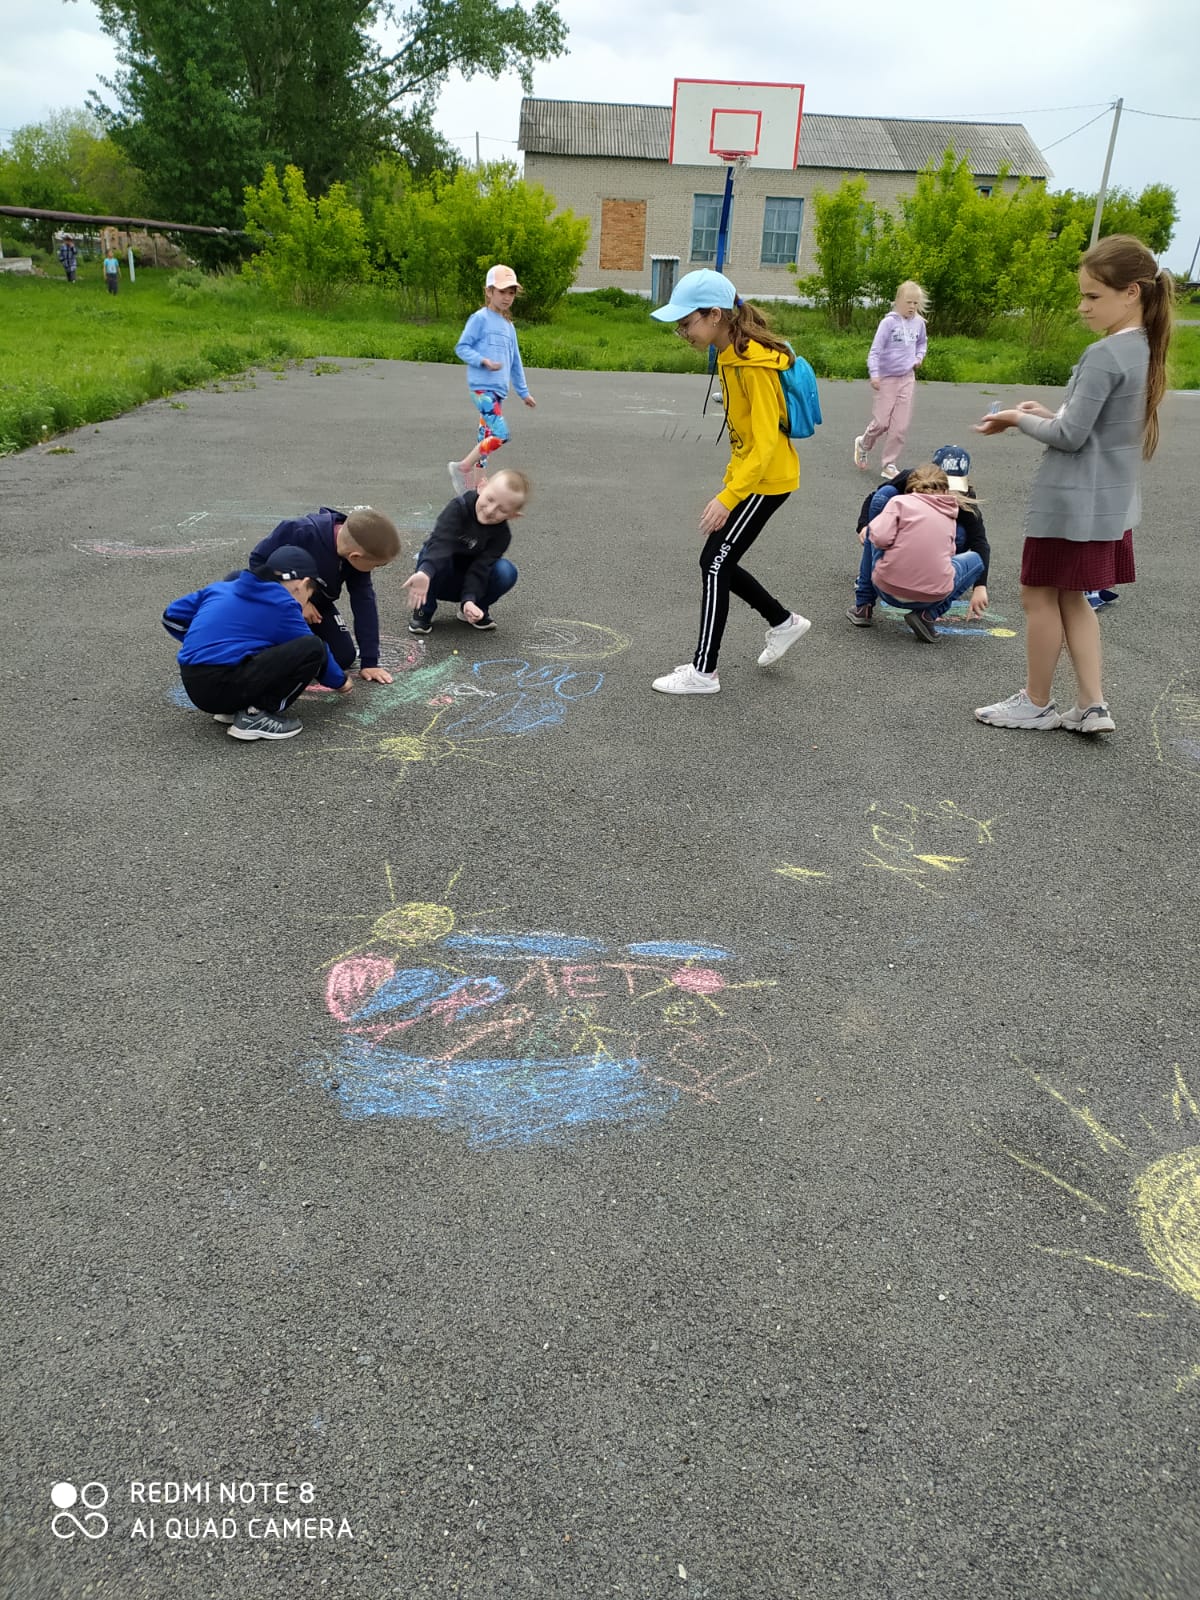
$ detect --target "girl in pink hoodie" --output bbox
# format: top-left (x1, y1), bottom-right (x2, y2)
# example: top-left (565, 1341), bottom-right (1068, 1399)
top-left (853, 464), bottom-right (985, 642)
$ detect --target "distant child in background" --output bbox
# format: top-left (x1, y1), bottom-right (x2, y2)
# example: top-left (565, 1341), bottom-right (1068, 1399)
top-left (57, 236), bottom-right (78, 283)
top-left (163, 544), bottom-right (352, 742)
top-left (854, 281), bottom-right (929, 480)
top-left (406, 470), bottom-right (527, 634)
top-left (647, 268), bottom-right (810, 696)
top-left (103, 252), bottom-right (120, 295)
top-left (849, 444), bottom-right (991, 631)
top-left (973, 234), bottom-right (1173, 735)
top-left (248, 507), bottom-right (401, 685)
top-left (850, 463), bottom-right (985, 643)
top-left (449, 265), bottom-right (536, 495)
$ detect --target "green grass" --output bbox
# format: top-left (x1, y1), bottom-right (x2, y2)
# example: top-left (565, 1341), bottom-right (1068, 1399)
top-left (2, 266), bottom-right (1197, 454)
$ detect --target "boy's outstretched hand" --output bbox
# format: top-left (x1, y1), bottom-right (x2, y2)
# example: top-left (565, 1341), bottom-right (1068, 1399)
top-left (360, 666), bottom-right (394, 684)
top-left (461, 600), bottom-right (486, 623)
top-left (401, 571), bottom-right (430, 606)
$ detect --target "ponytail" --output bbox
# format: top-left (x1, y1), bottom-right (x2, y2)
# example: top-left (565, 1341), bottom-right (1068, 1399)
top-left (713, 295), bottom-right (793, 360)
top-left (1080, 234), bottom-right (1174, 460)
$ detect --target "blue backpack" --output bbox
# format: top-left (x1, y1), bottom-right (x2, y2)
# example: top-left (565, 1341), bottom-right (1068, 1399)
top-left (778, 344), bottom-right (822, 440)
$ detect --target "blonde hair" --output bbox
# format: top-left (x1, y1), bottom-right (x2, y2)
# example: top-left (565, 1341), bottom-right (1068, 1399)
top-left (490, 468), bottom-right (531, 501)
top-left (895, 280), bottom-right (930, 314)
top-left (342, 508), bottom-right (401, 561)
top-left (1079, 233), bottom-right (1173, 460)
top-left (905, 464), bottom-right (949, 495)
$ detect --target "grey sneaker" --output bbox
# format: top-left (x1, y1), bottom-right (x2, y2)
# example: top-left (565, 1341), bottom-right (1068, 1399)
top-left (757, 612), bottom-right (811, 666)
top-left (408, 609), bottom-right (433, 634)
top-left (847, 603), bottom-right (874, 627)
top-left (974, 690), bottom-right (1061, 730)
top-left (904, 610), bottom-right (939, 643)
top-left (227, 707), bottom-right (302, 741)
top-left (1061, 702), bottom-right (1116, 734)
top-left (455, 605), bottom-right (496, 630)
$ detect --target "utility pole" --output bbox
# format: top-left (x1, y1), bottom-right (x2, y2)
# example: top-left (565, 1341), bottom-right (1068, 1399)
top-left (475, 132), bottom-right (481, 171)
top-left (1090, 98), bottom-right (1123, 248)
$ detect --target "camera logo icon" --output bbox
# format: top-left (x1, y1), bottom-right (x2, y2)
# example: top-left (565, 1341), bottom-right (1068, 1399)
top-left (51, 1482), bottom-right (109, 1540)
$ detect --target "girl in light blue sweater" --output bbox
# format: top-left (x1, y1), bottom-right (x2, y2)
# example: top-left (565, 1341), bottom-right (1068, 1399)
top-left (449, 264), bottom-right (537, 494)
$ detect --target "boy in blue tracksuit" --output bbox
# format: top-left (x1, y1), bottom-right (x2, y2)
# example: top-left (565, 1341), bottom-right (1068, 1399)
top-left (163, 545), bottom-right (351, 742)
top-left (248, 506), bottom-right (401, 684)
top-left (448, 265), bottom-right (536, 495)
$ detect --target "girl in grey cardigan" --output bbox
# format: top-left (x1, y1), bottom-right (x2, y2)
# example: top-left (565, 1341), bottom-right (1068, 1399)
top-left (971, 234), bottom-right (1174, 735)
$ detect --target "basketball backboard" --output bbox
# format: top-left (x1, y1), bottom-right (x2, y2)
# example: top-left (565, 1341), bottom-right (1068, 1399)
top-left (669, 79), bottom-right (804, 169)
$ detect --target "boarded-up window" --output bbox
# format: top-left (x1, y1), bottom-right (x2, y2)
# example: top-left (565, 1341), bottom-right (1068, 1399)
top-left (600, 199), bottom-right (646, 271)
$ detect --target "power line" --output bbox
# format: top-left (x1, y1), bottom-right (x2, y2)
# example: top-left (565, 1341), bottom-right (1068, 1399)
top-left (1040, 106), bottom-right (1116, 152)
top-left (1123, 106), bottom-right (1200, 122)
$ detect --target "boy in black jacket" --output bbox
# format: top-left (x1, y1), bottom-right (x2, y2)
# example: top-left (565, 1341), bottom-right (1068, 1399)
top-left (406, 470), bottom-right (528, 634)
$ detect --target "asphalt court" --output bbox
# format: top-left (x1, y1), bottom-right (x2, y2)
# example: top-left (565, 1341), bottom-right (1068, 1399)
top-left (2, 355), bottom-right (1198, 1599)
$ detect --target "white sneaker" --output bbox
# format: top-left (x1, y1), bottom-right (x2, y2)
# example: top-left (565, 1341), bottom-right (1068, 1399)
top-left (853, 435), bottom-right (868, 469)
top-left (1061, 702), bottom-right (1116, 734)
top-left (757, 612), bottom-right (811, 666)
top-left (652, 664), bottom-right (720, 696)
top-left (880, 463), bottom-right (899, 481)
top-left (974, 689), bottom-right (1061, 730)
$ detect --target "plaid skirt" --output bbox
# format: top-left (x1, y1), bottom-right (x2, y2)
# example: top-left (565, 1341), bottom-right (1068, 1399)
top-left (1020, 529), bottom-right (1135, 590)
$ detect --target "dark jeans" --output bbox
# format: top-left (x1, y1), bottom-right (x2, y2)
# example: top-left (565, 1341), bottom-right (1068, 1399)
top-left (309, 599), bottom-right (357, 671)
top-left (105, 273), bottom-right (119, 295)
top-left (414, 549), bottom-right (519, 619)
top-left (180, 635), bottom-right (325, 715)
top-left (694, 493), bottom-right (791, 674)
top-left (856, 543), bottom-right (984, 617)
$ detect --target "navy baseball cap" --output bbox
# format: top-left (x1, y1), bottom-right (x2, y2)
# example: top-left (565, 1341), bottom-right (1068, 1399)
top-left (264, 544), bottom-right (320, 582)
top-left (650, 269), bottom-right (738, 322)
top-left (931, 446), bottom-right (971, 491)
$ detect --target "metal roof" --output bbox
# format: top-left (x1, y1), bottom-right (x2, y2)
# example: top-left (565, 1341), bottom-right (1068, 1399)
top-left (518, 100), bottom-right (1049, 179)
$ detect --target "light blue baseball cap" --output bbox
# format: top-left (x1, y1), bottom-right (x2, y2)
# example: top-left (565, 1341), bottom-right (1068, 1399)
top-left (650, 268), bottom-right (738, 322)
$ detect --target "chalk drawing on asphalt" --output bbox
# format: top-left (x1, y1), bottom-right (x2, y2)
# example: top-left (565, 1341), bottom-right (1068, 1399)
top-left (987, 1061), bottom-right (1200, 1391)
top-left (305, 865), bottom-right (778, 1149)
top-left (1151, 674), bottom-right (1200, 777)
top-left (775, 799), bottom-right (999, 896)
top-left (875, 599), bottom-right (1017, 639)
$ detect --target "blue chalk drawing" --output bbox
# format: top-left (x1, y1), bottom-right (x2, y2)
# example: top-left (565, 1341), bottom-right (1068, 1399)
top-left (310, 876), bottom-right (778, 1152)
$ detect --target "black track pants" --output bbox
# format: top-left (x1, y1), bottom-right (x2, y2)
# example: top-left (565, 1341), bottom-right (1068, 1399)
top-left (693, 493), bottom-right (792, 675)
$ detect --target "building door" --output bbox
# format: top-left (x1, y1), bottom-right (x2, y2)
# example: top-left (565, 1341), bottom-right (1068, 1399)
top-left (651, 257), bottom-right (678, 304)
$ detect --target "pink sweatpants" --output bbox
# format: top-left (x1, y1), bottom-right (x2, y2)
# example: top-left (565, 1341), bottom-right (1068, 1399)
top-left (861, 373), bottom-right (916, 467)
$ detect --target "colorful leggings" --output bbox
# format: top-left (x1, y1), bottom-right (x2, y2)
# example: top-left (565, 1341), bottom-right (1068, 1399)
top-left (473, 390), bottom-right (509, 459)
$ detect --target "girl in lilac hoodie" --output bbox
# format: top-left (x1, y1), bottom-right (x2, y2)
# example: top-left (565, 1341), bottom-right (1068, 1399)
top-left (854, 281), bottom-right (928, 480)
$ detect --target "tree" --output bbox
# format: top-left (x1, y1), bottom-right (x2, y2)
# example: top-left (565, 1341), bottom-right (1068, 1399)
top-left (243, 163), bottom-right (370, 304)
top-left (84, 0), bottom-right (566, 232)
top-left (0, 108), bottom-right (143, 247)
top-left (799, 178), bottom-right (877, 328)
top-left (1051, 183), bottom-right (1178, 257)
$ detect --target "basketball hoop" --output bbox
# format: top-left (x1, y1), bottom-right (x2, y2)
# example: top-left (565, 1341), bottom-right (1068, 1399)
top-left (713, 152), bottom-right (751, 171)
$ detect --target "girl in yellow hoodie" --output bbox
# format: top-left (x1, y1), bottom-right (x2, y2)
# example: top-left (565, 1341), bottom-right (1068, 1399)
top-left (649, 269), bottom-right (810, 695)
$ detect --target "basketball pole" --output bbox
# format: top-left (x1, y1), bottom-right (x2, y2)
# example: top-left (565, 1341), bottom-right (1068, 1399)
top-left (708, 161), bottom-right (737, 378)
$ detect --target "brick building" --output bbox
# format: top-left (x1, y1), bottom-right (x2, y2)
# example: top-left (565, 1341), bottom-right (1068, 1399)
top-left (518, 99), bottom-right (1050, 301)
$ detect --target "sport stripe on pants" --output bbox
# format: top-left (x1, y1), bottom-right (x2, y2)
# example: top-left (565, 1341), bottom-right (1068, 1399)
top-left (693, 492), bottom-right (792, 675)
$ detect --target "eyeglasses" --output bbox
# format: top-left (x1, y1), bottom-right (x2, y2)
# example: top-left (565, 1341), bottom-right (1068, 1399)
top-left (675, 312), bottom-right (706, 339)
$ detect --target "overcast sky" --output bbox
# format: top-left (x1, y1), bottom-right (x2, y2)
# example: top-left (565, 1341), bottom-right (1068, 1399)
top-left (3, 0), bottom-right (1196, 274)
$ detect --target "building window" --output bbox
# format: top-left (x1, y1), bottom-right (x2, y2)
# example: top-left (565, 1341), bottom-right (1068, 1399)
top-left (691, 194), bottom-right (731, 264)
top-left (976, 184), bottom-right (994, 198)
top-left (761, 196), bottom-right (803, 266)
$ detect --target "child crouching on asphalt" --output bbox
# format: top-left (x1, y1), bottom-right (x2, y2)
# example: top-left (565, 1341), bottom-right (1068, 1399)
top-left (849, 444), bottom-right (991, 631)
top-left (850, 463), bottom-right (985, 643)
top-left (406, 469), bottom-right (528, 634)
top-left (163, 545), bottom-right (353, 742)
top-left (249, 506), bottom-right (402, 685)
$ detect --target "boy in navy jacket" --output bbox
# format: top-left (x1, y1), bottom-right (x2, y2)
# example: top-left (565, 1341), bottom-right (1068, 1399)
top-left (249, 506), bottom-right (401, 683)
top-left (163, 545), bottom-right (351, 741)
top-left (405, 471), bottom-right (527, 634)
